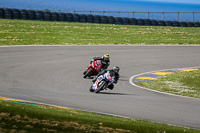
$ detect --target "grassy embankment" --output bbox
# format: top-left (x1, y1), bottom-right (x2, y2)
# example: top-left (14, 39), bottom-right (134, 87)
top-left (137, 69), bottom-right (200, 99)
top-left (0, 19), bottom-right (200, 45)
top-left (1, 100), bottom-right (199, 133)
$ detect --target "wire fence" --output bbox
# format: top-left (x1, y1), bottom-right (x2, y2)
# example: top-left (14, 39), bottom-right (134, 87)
top-left (50, 10), bottom-right (200, 22)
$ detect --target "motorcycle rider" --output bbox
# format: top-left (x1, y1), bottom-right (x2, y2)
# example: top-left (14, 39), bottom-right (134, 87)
top-left (90, 54), bottom-right (110, 70)
top-left (92, 66), bottom-right (120, 90)
top-left (83, 54), bottom-right (110, 76)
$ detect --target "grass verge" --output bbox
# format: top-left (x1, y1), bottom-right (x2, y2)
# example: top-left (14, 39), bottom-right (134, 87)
top-left (0, 100), bottom-right (199, 133)
top-left (137, 69), bottom-right (200, 98)
top-left (0, 19), bottom-right (200, 45)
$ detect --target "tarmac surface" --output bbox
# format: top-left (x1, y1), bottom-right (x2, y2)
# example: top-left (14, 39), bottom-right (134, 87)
top-left (0, 45), bottom-right (200, 129)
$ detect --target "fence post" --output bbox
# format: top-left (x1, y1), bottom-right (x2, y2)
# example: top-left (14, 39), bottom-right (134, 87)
top-left (148, 12), bottom-right (149, 19)
top-left (133, 12), bottom-right (134, 18)
top-left (103, 11), bottom-right (105, 16)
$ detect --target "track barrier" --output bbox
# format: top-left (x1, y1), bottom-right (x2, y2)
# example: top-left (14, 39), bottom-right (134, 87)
top-left (0, 8), bottom-right (199, 27)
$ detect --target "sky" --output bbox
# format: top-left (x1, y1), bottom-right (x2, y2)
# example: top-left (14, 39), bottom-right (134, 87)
top-left (141, 0), bottom-right (200, 4)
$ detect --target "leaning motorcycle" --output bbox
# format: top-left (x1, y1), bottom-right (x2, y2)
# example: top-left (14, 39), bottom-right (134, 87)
top-left (89, 72), bottom-right (113, 93)
top-left (83, 60), bottom-right (102, 78)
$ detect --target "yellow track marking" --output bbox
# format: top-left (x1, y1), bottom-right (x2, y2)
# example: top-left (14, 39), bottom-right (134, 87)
top-left (0, 97), bottom-right (70, 110)
top-left (0, 98), bottom-right (26, 102)
top-left (178, 69), bottom-right (197, 72)
top-left (136, 77), bottom-right (155, 80)
top-left (151, 72), bottom-right (172, 75)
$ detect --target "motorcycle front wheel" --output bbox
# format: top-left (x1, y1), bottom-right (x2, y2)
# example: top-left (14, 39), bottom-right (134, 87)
top-left (83, 69), bottom-right (92, 78)
top-left (95, 81), bottom-right (106, 93)
top-left (89, 85), bottom-right (94, 92)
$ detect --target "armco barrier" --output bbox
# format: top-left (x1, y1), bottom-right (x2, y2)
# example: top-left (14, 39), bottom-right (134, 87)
top-left (122, 18), bottom-right (130, 25)
top-left (35, 11), bottom-right (43, 20)
top-left (101, 16), bottom-right (108, 24)
top-left (12, 9), bottom-right (20, 19)
top-left (27, 10), bottom-right (35, 20)
top-left (79, 14), bottom-right (87, 23)
top-left (66, 13), bottom-right (73, 22)
top-left (151, 20), bottom-right (158, 26)
top-left (86, 14), bottom-right (93, 23)
top-left (165, 21), bottom-right (172, 26)
top-left (4, 8), bottom-right (12, 19)
top-left (186, 22), bottom-right (194, 27)
top-left (107, 16), bottom-right (114, 24)
top-left (180, 22), bottom-right (187, 27)
top-left (51, 12), bottom-right (58, 21)
top-left (144, 19), bottom-right (151, 26)
top-left (172, 21), bottom-right (179, 27)
top-left (194, 22), bottom-right (200, 27)
top-left (43, 12), bottom-right (51, 21)
top-left (129, 18), bottom-right (137, 25)
top-left (58, 13), bottom-right (66, 21)
top-left (20, 9), bottom-right (28, 20)
top-left (137, 19), bottom-right (144, 25)
top-left (93, 15), bottom-right (101, 23)
top-left (0, 8), bottom-right (4, 18)
top-left (114, 17), bottom-right (122, 24)
top-left (157, 20), bottom-right (165, 26)
top-left (73, 14), bottom-right (80, 22)
top-left (0, 8), bottom-right (199, 27)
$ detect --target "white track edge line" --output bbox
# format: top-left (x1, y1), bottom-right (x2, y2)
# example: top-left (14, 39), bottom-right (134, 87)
top-left (129, 66), bottom-right (200, 100)
top-left (0, 45), bottom-right (200, 47)
top-left (0, 96), bottom-right (190, 129)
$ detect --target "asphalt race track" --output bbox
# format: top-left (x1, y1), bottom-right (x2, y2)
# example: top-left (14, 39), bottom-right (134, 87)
top-left (0, 45), bottom-right (200, 129)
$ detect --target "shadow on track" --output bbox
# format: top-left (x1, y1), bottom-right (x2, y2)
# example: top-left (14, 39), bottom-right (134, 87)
top-left (84, 77), bottom-right (94, 79)
top-left (98, 92), bottom-right (134, 96)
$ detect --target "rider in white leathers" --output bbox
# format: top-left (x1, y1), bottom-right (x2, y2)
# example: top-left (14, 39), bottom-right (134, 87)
top-left (90, 66), bottom-right (120, 92)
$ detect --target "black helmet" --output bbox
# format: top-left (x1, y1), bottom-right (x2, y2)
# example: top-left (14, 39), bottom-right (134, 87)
top-left (113, 66), bottom-right (120, 73)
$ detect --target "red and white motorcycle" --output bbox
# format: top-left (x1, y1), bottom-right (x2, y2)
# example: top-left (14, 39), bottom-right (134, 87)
top-left (83, 60), bottom-right (103, 78)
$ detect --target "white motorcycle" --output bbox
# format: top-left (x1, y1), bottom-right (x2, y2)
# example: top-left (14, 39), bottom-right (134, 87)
top-left (89, 72), bottom-right (113, 93)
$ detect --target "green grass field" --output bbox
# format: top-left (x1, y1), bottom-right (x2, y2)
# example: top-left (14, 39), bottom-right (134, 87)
top-left (1, 100), bottom-right (199, 133)
top-left (0, 19), bottom-right (200, 45)
top-left (137, 69), bottom-right (200, 99)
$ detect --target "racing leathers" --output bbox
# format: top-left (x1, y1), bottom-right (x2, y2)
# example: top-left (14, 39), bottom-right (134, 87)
top-left (90, 56), bottom-right (110, 70)
top-left (92, 69), bottom-right (119, 90)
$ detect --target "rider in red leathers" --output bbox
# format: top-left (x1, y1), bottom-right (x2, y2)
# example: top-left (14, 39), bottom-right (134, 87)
top-left (83, 54), bottom-right (110, 78)
top-left (90, 54), bottom-right (110, 70)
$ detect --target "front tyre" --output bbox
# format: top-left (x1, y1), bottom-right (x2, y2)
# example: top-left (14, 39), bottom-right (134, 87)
top-left (83, 69), bottom-right (92, 78)
top-left (95, 81), bottom-right (106, 93)
top-left (89, 85), bottom-right (94, 92)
